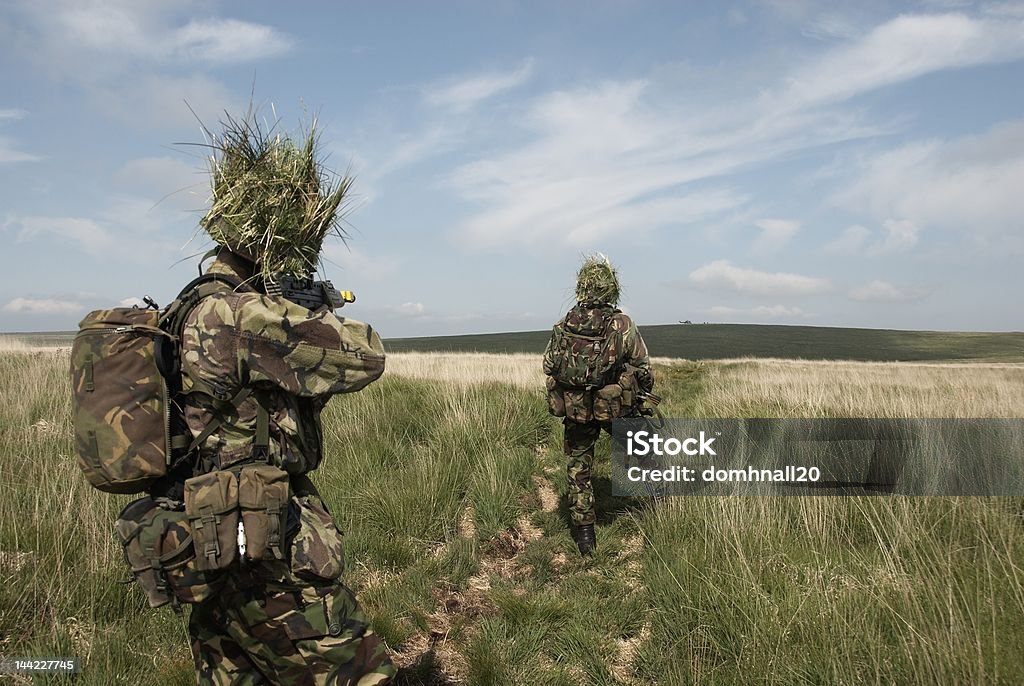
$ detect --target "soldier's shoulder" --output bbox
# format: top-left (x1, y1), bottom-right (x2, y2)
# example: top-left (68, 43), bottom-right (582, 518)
top-left (611, 310), bottom-right (637, 328)
top-left (185, 291), bottom-right (287, 331)
top-left (186, 291), bottom-right (241, 330)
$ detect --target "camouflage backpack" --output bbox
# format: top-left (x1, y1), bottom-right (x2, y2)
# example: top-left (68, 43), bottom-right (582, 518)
top-left (546, 304), bottom-right (621, 389)
top-left (70, 274), bottom-right (243, 494)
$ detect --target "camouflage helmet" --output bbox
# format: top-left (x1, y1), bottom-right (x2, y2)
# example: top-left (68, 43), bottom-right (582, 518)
top-left (199, 111), bottom-right (352, 280)
top-left (575, 253), bottom-right (620, 306)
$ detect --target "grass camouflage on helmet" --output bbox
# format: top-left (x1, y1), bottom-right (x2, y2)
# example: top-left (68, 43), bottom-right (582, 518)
top-left (575, 253), bottom-right (620, 306)
top-left (198, 109), bottom-right (353, 281)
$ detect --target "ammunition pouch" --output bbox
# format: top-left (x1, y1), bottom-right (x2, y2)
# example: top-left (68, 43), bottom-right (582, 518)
top-left (184, 470), bottom-right (239, 571)
top-left (238, 464), bottom-right (290, 562)
top-left (563, 388), bottom-right (594, 423)
top-left (545, 377), bottom-right (566, 418)
top-left (115, 497), bottom-right (225, 608)
top-left (593, 384), bottom-right (625, 422)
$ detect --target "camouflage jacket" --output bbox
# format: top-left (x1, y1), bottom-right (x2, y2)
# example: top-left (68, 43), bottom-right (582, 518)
top-left (180, 252), bottom-right (378, 475)
top-left (542, 304), bottom-right (653, 392)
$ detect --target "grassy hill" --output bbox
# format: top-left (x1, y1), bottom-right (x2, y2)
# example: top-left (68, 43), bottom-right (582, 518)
top-left (6, 324), bottom-right (1023, 362)
top-left (385, 323), bottom-right (1024, 362)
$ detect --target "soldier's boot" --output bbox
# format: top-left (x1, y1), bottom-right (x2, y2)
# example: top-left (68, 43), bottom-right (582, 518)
top-left (574, 524), bottom-right (596, 556)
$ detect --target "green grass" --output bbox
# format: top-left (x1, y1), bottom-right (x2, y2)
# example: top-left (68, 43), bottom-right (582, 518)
top-left (2, 351), bottom-right (1023, 684)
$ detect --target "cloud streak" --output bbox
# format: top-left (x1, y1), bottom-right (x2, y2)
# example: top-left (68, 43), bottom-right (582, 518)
top-left (54, 6), bottom-right (292, 64)
top-left (425, 60), bottom-right (534, 112)
top-left (441, 11), bottom-right (1024, 252)
top-left (689, 260), bottom-right (831, 296)
top-left (1, 297), bottom-right (87, 315)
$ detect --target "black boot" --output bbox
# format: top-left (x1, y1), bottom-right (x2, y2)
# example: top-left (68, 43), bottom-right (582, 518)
top-left (574, 524), bottom-right (596, 556)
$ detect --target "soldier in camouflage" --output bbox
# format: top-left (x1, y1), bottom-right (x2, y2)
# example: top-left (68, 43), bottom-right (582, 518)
top-left (180, 249), bottom-right (394, 685)
top-left (166, 118), bottom-right (396, 685)
top-left (543, 255), bottom-right (653, 555)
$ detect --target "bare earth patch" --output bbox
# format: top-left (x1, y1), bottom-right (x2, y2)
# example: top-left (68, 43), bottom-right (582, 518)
top-left (612, 622), bottom-right (652, 684)
top-left (533, 476), bottom-right (559, 514)
top-left (456, 505), bottom-right (476, 540)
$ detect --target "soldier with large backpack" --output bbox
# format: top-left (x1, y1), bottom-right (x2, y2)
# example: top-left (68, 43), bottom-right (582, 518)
top-left (70, 114), bottom-right (395, 685)
top-left (543, 255), bottom-right (654, 555)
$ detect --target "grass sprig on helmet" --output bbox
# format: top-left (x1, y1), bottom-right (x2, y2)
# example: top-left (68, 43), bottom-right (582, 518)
top-left (575, 253), bottom-right (620, 306)
top-left (198, 110), bottom-right (352, 281)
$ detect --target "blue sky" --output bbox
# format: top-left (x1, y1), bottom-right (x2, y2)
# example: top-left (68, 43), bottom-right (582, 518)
top-left (1, 0), bottom-right (1022, 336)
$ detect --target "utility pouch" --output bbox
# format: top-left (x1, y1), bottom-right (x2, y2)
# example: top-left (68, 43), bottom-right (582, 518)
top-left (563, 388), bottom-right (593, 423)
top-left (618, 368), bottom-right (638, 409)
top-left (594, 384), bottom-right (624, 422)
top-left (184, 470), bottom-right (239, 571)
top-left (115, 497), bottom-right (224, 607)
top-left (237, 464), bottom-right (290, 562)
top-left (545, 377), bottom-right (566, 417)
top-left (289, 495), bottom-right (345, 581)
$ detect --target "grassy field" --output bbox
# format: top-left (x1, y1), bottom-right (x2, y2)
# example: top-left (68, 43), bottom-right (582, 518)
top-left (1, 343), bottom-right (1023, 684)
top-left (6, 322), bottom-right (1024, 361)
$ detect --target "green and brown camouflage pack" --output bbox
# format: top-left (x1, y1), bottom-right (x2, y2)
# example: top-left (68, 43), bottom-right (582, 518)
top-left (544, 304), bottom-right (653, 422)
top-left (71, 307), bottom-right (174, 493)
top-left (115, 496), bottom-right (225, 608)
top-left (69, 275), bottom-right (241, 494)
top-left (545, 305), bottom-right (620, 389)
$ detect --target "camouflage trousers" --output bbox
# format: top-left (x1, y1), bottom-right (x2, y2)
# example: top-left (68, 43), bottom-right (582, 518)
top-left (563, 419), bottom-right (612, 526)
top-left (189, 561), bottom-right (395, 685)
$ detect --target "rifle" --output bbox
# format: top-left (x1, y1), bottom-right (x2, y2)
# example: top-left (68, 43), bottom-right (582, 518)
top-left (265, 275), bottom-right (355, 312)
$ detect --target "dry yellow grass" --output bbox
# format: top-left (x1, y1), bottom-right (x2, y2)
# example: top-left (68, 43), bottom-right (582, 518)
top-left (383, 352), bottom-right (681, 390)
top-left (0, 336), bottom-right (31, 353)
top-left (384, 352), bottom-right (547, 389)
top-left (697, 357), bottom-right (1024, 418)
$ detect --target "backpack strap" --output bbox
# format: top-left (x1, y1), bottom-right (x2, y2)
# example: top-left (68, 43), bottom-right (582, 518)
top-left (185, 387), bottom-right (253, 453)
top-left (165, 273), bottom-right (276, 468)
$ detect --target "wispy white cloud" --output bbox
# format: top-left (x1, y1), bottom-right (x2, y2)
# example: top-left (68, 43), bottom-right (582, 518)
top-left (772, 13), bottom-right (1024, 109)
top-left (708, 303), bottom-right (813, 320)
top-left (871, 218), bottom-right (919, 255)
top-left (822, 220), bottom-right (919, 256)
top-left (5, 205), bottom-right (187, 259)
top-left (8, 215), bottom-right (117, 255)
top-left (849, 280), bottom-right (930, 302)
top-left (169, 19), bottom-right (291, 63)
top-left (0, 137), bottom-right (41, 163)
top-left (834, 119), bottom-right (1024, 238)
top-left (752, 304), bottom-right (812, 318)
top-left (388, 302), bottom-right (427, 317)
top-left (753, 218), bottom-right (800, 250)
top-left (54, 6), bottom-right (291, 64)
top-left (0, 109), bottom-right (40, 163)
top-left (824, 224), bottom-right (870, 255)
top-left (1, 297), bottom-right (87, 315)
top-left (688, 260), bottom-right (831, 296)
top-left (3, 2), bottom-right (286, 132)
top-left (425, 60), bottom-right (534, 112)
top-left (445, 12), bottom-right (1022, 251)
